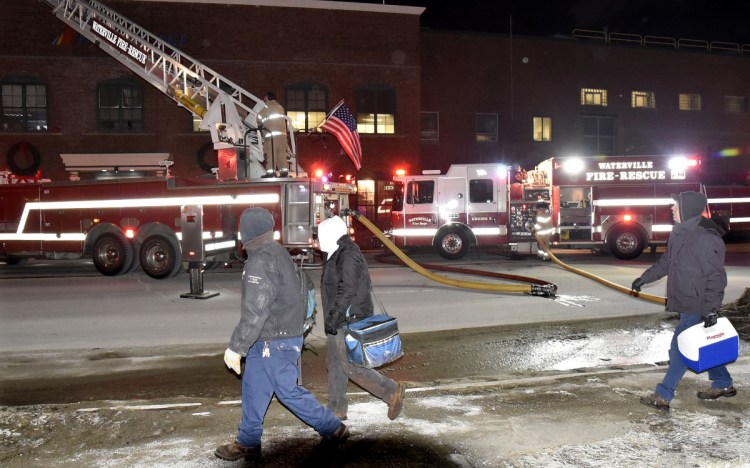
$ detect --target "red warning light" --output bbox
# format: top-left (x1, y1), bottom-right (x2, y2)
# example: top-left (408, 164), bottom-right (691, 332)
top-left (623, 214), bottom-right (632, 222)
top-left (314, 168), bottom-right (324, 178)
top-left (395, 169), bottom-right (406, 177)
top-left (124, 228), bottom-right (135, 238)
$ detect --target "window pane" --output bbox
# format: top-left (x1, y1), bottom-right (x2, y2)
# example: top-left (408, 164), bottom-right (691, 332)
top-left (581, 88), bottom-right (607, 106)
top-left (420, 112), bottom-right (438, 140)
top-left (98, 81), bottom-right (143, 132)
top-left (1, 83), bottom-right (48, 132)
top-left (533, 116), bottom-right (551, 142)
top-left (407, 180), bottom-right (434, 204)
top-left (99, 87), bottom-right (119, 108)
top-left (476, 113), bottom-right (498, 142)
top-left (632, 91), bottom-right (655, 108)
top-left (356, 87), bottom-right (396, 134)
top-left (679, 93), bottom-right (701, 111)
top-left (285, 85), bottom-right (328, 132)
top-left (377, 113), bottom-right (395, 134)
top-left (469, 179), bottom-right (494, 203)
top-left (724, 96), bottom-right (746, 113)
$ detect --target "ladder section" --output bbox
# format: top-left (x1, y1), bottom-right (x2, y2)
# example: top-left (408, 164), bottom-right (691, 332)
top-left (41, 0), bottom-right (300, 176)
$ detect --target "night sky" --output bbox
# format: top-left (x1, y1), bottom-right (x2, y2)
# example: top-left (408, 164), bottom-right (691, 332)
top-left (338, 0), bottom-right (750, 45)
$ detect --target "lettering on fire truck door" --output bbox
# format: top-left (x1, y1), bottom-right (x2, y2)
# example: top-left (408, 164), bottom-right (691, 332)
top-left (403, 179), bottom-right (438, 244)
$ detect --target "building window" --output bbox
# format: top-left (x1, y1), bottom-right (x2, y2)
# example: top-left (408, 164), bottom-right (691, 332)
top-left (356, 87), bottom-right (396, 134)
top-left (632, 91), bottom-right (656, 109)
top-left (533, 117), bottom-right (551, 142)
top-left (679, 93), bottom-right (702, 111)
top-left (581, 88), bottom-right (607, 106)
top-left (476, 113), bottom-right (498, 142)
top-left (420, 112), bottom-right (438, 140)
top-left (1, 81), bottom-right (48, 132)
top-left (286, 84), bottom-right (327, 132)
top-left (581, 115), bottom-right (615, 155)
top-left (724, 96), bottom-right (746, 113)
top-left (97, 80), bottom-right (143, 132)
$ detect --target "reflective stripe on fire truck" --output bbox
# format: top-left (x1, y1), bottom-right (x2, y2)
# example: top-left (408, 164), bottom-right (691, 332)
top-left (390, 227), bottom-right (506, 237)
top-left (0, 193), bottom-right (279, 241)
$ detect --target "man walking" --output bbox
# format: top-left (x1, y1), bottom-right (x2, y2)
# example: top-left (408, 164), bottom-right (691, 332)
top-left (215, 208), bottom-right (347, 462)
top-left (317, 215), bottom-right (406, 421)
top-left (633, 191), bottom-right (735, 411)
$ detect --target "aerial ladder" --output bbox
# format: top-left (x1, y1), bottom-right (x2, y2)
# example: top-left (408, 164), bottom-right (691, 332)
top-left (41, 0), bottom-right (302, 179)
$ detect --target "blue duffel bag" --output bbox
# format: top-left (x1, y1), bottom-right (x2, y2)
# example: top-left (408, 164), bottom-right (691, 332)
top-left (344, 314), bottom-right (404, 368)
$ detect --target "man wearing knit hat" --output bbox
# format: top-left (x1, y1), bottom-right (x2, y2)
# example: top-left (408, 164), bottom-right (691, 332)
top-left (632, 191), bottom-right (734, 411)
top-left (215, 208), bottom-right (347, 462)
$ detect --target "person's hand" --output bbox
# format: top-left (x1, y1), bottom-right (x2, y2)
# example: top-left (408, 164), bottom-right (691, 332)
top-left (703, 311), bottom-right (718, 328)
top-left (224, 348), bottom-right (242, 375)
top-left (631, 277), bottom-right (646, 292)
top-left (325, 311), bottom-right (341, 335)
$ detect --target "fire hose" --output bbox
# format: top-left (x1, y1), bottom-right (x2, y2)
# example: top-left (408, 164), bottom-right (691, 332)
top-left (534, 233), bottom-right (667, 305)
top-left (344, 210), bottom-right (557, 297)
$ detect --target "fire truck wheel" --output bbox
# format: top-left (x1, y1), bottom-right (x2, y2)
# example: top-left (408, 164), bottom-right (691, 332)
top-left (139, 234), bottom-right (182, 279)
top-left (606, 226), bottom-right (645, 260)
top-left (435, 228), bottom-right (470, 260)
top-left (92, 233), bottom-right (135, 276)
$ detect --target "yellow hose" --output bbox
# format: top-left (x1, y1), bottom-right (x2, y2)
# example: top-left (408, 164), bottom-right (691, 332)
top-left (347, 211), bottom-right (555, 297)
top-left (534, 233), bottom-right (666, 305)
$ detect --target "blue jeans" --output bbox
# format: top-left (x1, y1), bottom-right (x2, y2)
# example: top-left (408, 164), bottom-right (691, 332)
top-left (655, 313), bottom-right (733, 402)
top-left (237, 336), bottom-right (341, 448)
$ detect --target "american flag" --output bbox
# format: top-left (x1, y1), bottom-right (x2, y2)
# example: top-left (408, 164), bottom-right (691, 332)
top-left (321, 100), bottom-right (362, 171)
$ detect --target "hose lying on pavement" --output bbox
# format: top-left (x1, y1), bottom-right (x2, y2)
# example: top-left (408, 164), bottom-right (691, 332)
top-left (344, 210), bottom-right (556, 297)
top-left (534, 233), bottom-right (666, 305)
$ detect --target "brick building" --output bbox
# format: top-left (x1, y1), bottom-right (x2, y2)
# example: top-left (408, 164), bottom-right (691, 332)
top-left (2, 0), bottom-right (749, 234)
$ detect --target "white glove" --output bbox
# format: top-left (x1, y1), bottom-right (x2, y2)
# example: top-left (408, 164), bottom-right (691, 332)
top-left (223, 348), bottom-right (242, 375)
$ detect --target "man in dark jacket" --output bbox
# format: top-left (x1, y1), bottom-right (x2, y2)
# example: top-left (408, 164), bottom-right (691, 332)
top-left (633, 191), bottom-right (735, 411)
top-left (318, 215), bottom-right (406, 421)
top-left (215, 208), bottom-right (347, 462)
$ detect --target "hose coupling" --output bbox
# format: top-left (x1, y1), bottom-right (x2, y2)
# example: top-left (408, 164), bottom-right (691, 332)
top-left (530, 283), bottom-right (557, 297)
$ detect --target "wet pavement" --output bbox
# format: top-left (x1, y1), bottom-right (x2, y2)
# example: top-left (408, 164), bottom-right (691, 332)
top-left (2, 314), bottom-right (749, 467)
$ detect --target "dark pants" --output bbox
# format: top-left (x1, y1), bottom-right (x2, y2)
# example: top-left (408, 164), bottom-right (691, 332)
top-left (655, 313), bottom-right (733, 402)
top-left (237, 337), bottom-right (340, 448)
top-left (326, 331), bottom-right (398, 416)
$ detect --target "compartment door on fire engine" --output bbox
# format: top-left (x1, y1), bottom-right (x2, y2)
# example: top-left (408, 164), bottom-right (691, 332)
top-left (401, 178), bottom-right (438, 245)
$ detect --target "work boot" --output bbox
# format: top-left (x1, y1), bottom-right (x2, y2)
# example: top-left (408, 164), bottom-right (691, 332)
top-left (214, 441), bottom-right (261, 461)
top-left (335, 412), bottom-right (347, 421)
top-left (639, 392), bottom-right (670, 411)
top-left (387, 382), bottom-right (407, 420)
top-left (321, 423), bottom-right (349, 443)
top-left (697, 386), bottom-right (737, 400)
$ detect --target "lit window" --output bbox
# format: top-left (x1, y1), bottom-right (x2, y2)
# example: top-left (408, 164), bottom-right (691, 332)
top-left (476, 113), bottom-right (498, 142)
top-left (286, 84), bottom-right (327, 132)
top-left (724, 96), bottom-right (746, 113)
top-left (679, 93), bottom-right (702, 111)
top-left (97, 80), bottom-right (143, 132)
top-left (533, 117), bottom-right (551, 142)
top-left (420, 112), bottom-right (438, 140)
top-left (581, 88), bottom-right (607, 106)
top-left (632, 91), bottom-right (656, 109)
top-left (356, 87), bottom-right (395, 134)
top-left (1, 81), bottom-right (48, 132)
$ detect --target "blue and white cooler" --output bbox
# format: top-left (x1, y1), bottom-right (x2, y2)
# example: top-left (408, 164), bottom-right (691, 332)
top-left (677, 317), bottom-right (739, 372)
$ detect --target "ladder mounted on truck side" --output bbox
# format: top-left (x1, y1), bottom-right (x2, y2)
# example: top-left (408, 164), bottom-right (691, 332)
top-left (42, 0), bottom-right (302, 178)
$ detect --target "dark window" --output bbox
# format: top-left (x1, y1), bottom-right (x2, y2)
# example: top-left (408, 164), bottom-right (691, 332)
top-left (581, 115), bottom-right (615, 155)
top-left (476, 113), bottom-right (498, 142)
top-left (286, 84), bottom-right (327, 132)
top-left (469, 179), bottom-right (494, 203)
top-left (406, 180), bottom-right (435, 204)
top-left (1, 81), bottom-right (48, 132)
top-left (420, 112), bottom-right (438, 140)
top-left (356, 87), bottom-right (396, 134)
top-left (97, 80), bottom-right (143, 132)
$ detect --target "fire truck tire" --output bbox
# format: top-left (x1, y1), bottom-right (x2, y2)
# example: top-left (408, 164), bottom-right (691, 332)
top-left (139, 234), bottom-right (182, 279)
top-left (92, 232), bottom-right (135, 276)
top-left (435, 228), bottom-right (470, 260)
top-left (606, 226), bottom-right (645, 260)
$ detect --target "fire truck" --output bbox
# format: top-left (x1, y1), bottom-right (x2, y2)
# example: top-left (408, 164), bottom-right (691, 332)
top-left (387, 156), bottom-right (750, 261)
top-left (388, 164), bottom-right (545, 259)
top-left (534, 155), bottom-right (750, 259)
top-left (0, 0), bottom-right (356, 283)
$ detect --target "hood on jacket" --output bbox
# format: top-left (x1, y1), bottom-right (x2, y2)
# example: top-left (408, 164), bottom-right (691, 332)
top-left (318, 215), bottom-right (348, 255)
top-left (672, 191), bottom-right (706, 222)
top-left (239, 207), bottom-right (275, 245)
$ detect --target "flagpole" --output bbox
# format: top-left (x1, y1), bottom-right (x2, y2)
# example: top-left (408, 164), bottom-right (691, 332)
top-left (314, 99), bottom-right (345, 129)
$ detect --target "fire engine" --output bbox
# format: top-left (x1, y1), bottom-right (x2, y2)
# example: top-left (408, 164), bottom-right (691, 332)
top-left (387, 155), bottom-right (750, 261)
top-left (388, 164), bottom-right (544, 259)
top-left (0, 0), bottom-right (356, 286)
top-left (534, 155), bottom-right (750, 259)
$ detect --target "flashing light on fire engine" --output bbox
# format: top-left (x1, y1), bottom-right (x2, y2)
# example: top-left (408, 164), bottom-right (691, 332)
top-left (623, 214), bottom-right (633, 222)
top-left (124, 228), bottom-right (135, 238)
top-left (668, 155), bottom-right (699, 171)
top-left (395, 168), bottom-right (406, 177)
top-left (563, 158), bottom-right (585, 174)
